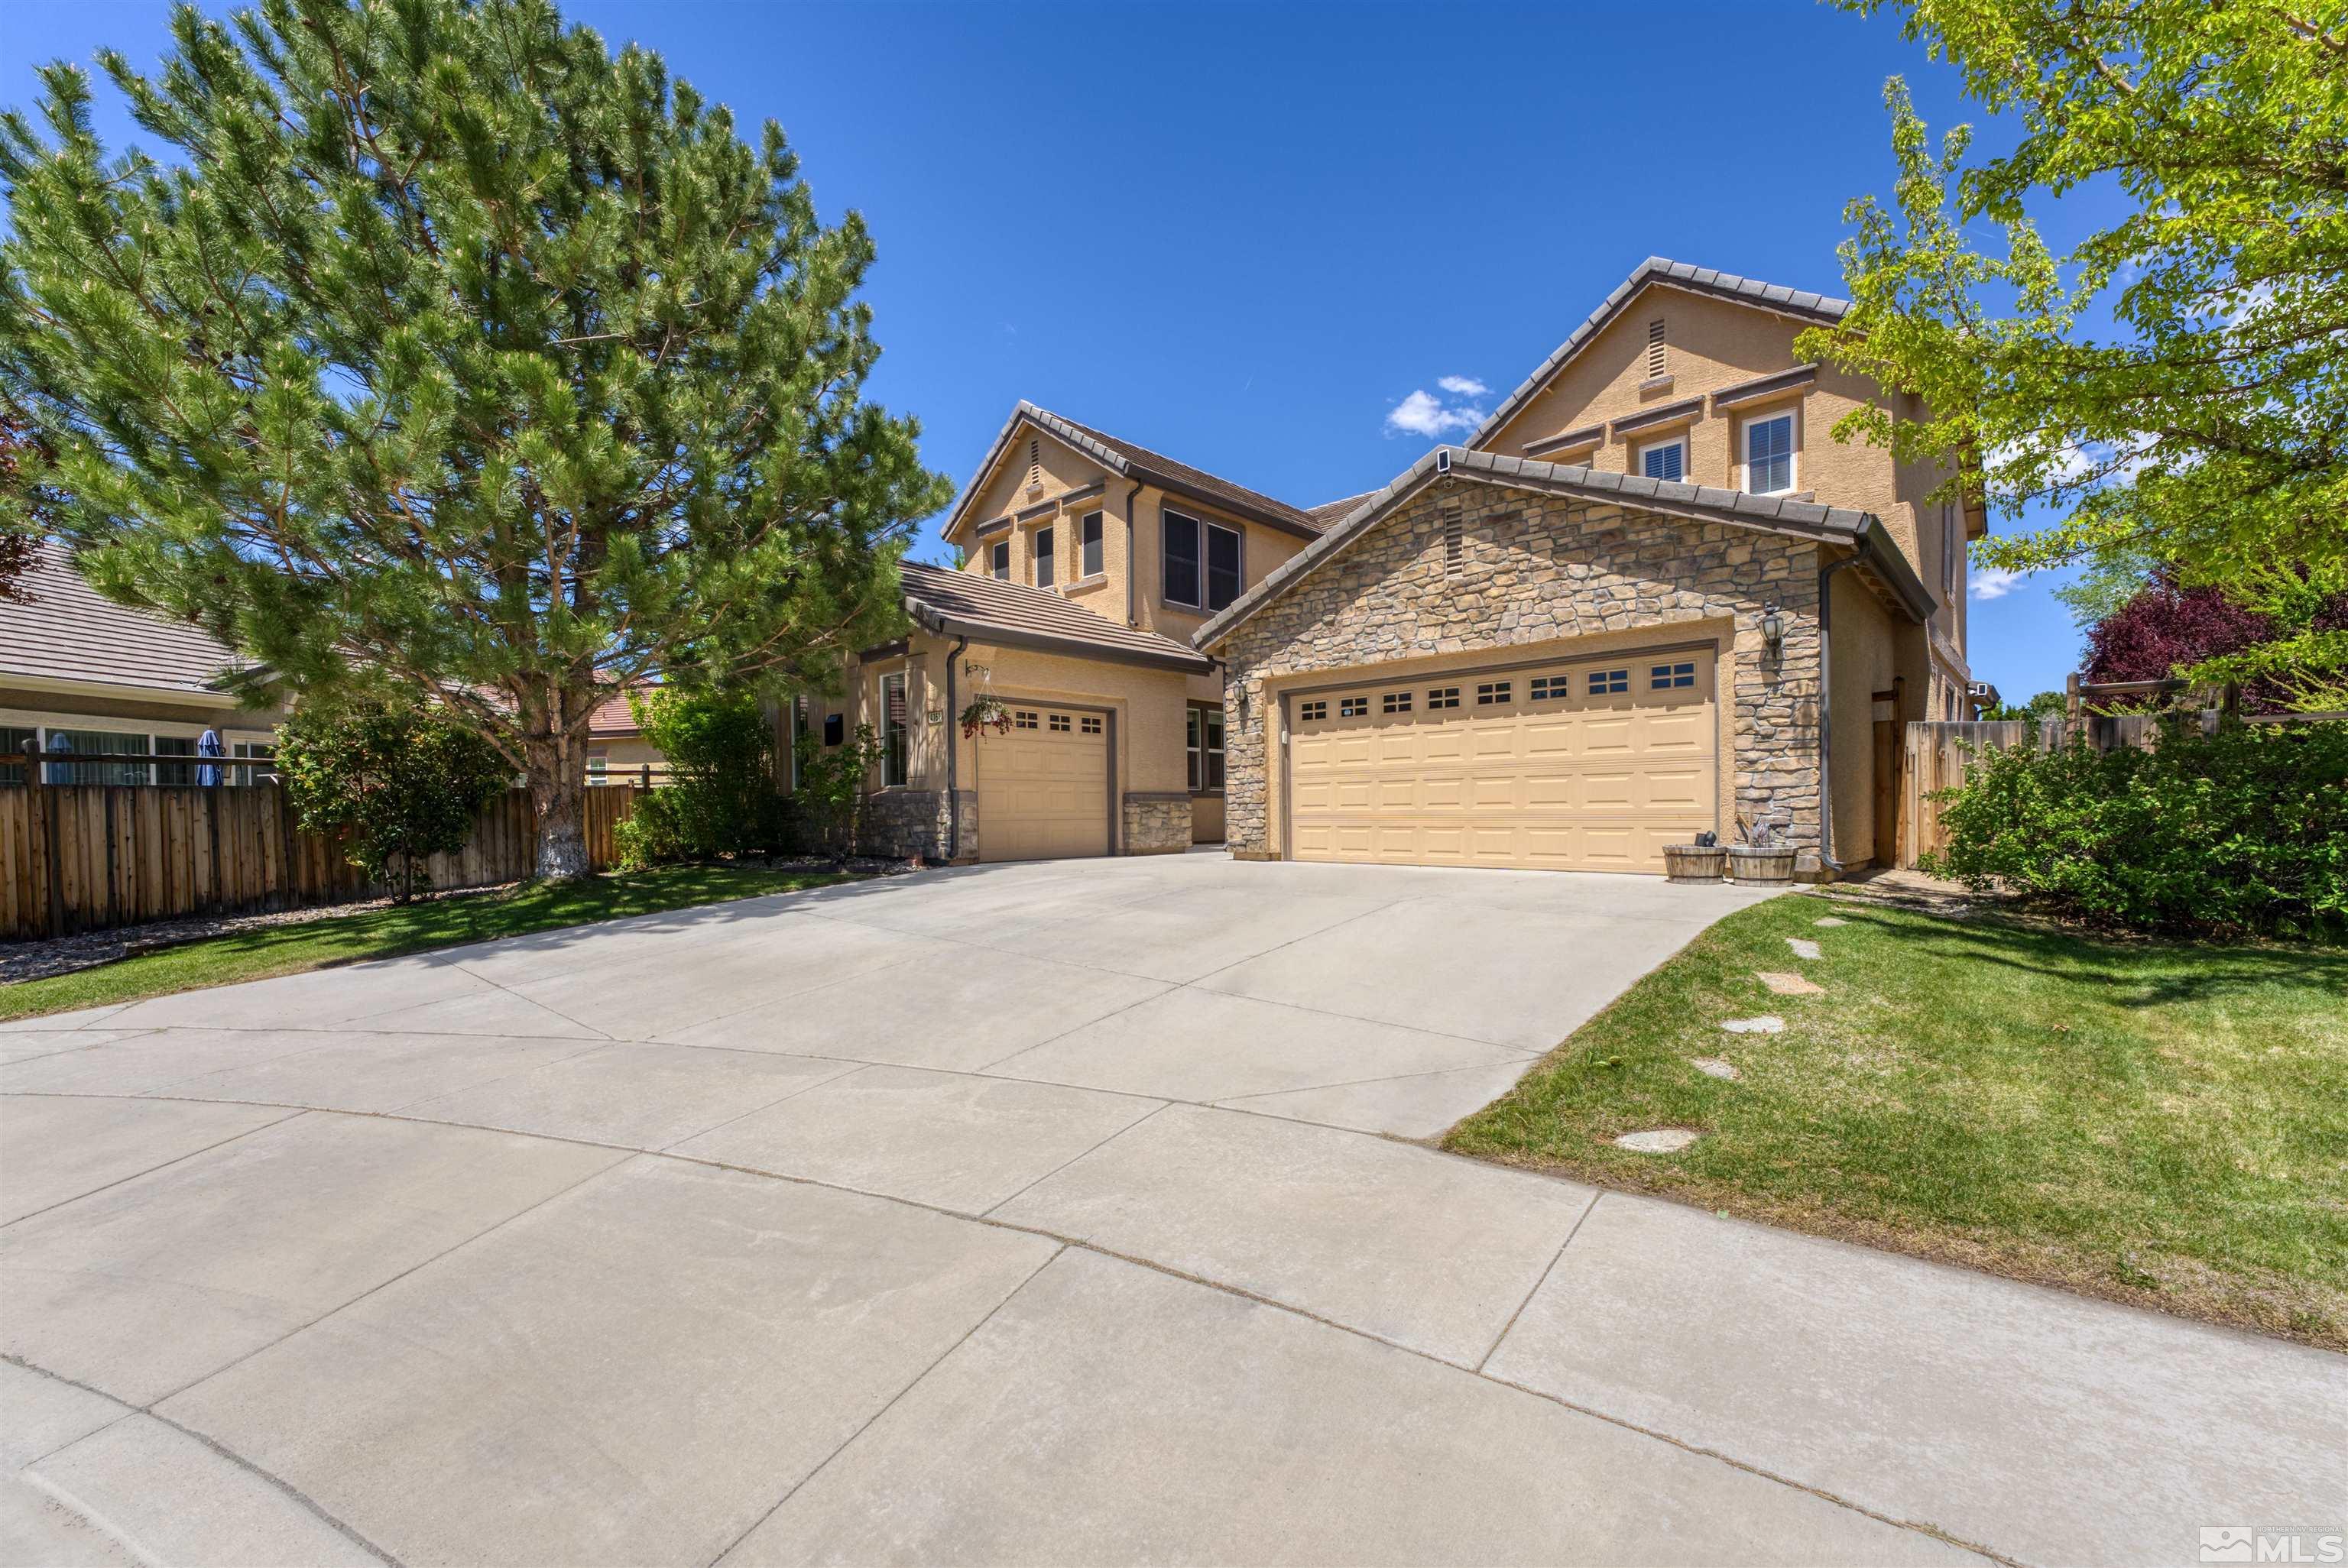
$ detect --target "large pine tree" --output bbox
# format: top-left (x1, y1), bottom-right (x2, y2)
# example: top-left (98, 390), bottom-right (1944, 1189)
top-left (0, 0), bottom-right (950, 876)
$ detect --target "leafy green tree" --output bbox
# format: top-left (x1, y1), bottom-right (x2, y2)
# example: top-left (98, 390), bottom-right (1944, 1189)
top-left (1983, 688), bottom-right (2065, 723)
top-left (1800, 0), bottom-right (2348, 708)
top-left (0, 0), bottom-right (951, 878)
top-left (613, 685), bottom-right (790, 864)
top-left (275, 695), bottom-right (511, 902)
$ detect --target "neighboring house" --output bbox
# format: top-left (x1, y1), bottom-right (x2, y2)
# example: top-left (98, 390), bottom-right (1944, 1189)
top-left (1199, 258), bottom-right (1980, 877)
top-left (586, 687), bottom-right (670, 786)
top-left (0, 546), bottom-right (287, 785)
top-left (826, 257), bottom-right (1977, 876)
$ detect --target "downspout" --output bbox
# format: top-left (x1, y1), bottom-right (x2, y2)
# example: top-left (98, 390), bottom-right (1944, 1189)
top-left (943, 632), bottom-right (968, 863)
top-left (1124, 479), bottom-right (1144, 628)
top-left (1814, 533), bottom-right (1876, 879)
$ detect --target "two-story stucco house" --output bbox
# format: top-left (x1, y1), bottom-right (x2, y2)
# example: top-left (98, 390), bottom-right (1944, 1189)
top-left (818, 258), bottom-right (1980, 878)
top-left (794, 403), bottom-right (1334, 862)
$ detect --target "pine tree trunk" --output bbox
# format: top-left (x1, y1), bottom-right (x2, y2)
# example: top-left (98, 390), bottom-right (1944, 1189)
top-left (527, 737), bottom-right (591, 883)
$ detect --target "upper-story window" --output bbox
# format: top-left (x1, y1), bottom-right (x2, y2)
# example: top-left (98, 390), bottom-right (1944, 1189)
top-left (1638, 436), bottom-right (1687, 484)
top-left (1163, 510), bottom-right (1244, 612)
top-left (988, 539), bottom-right (1010, 579)
top-left (1745, 413), bottom-right (1795, 495)
top-left (1080, 511), bottom-right (1104, 578)
top-left (1034, 524), bottom-right (1056, 588)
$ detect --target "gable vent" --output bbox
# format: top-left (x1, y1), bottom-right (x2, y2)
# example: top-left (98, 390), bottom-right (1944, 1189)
top-left (1026, 436), bottom-right (1042, 489)
top-left (1443, 505), bottom-right (1464, 568)
top-left (1646, 319), bottom-right (1667, 379)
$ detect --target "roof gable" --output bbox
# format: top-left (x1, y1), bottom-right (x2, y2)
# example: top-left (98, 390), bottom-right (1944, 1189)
top-left (942, 402), bottom-right (1323, 544)
top-left (1466, 258), bottom-right (1849, 454)
top-left (1192, 446), bottom-right (1930, 651)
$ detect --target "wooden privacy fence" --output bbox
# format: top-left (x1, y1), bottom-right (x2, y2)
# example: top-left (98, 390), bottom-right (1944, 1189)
top-left (1897, 712), bottom-right (2167, 868)
top-left (2, 769), bottom-right (641, 941)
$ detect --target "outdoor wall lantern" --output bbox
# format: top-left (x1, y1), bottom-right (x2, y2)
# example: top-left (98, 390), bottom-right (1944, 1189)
top-left (1759, 605), bottom-right (1785, 657)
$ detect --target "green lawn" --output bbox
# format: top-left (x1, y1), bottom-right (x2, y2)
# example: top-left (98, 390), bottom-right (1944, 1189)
top-left (1445, 893), bottom-right (2348, 1350)
top-left (1, 863), bottom-right (856, 1023)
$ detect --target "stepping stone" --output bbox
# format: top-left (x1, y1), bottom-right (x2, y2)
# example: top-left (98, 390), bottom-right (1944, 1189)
top-left (1785, 937), bottom-right (1823, 960)
top-left (1756, 972), bottom-right (1824, 996)
top-left (1718, 1016), bottom-right (1784, 1035)
top-left (1691, 1057), bottom-right (1741, 1080)
top-left (1614, 1128), bottom-right (1701, 1153)
top-left (1814, 917), bottom-right (1848, 928)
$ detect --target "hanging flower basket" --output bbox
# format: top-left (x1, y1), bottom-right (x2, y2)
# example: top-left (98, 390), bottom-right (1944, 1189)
top-left (959, 695), bottom-right (1012, 739)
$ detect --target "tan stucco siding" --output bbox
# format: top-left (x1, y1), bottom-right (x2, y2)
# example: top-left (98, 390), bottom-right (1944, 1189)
top-left (1475, 287), bottom-right (1961, 653)
top-left (1827, 571), bottom-right (1898, 866)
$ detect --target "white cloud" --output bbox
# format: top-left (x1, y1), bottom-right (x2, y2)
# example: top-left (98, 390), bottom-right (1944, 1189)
top-left (1970, 567), bottom-right (2025, 601)
top-left (1385, 387), bottom-right (1486, 439)
top-left (1436, 374), bottom-right (1489, 397)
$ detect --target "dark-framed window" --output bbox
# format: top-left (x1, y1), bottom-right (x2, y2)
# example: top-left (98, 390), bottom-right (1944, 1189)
top-left (1163, 510), bottom-right (1201, 606)
top-left (823, 713), bottom-right (845, 746)
top-left (1034, 525), bottom-right (1056, 588)
top-left (1187, 703), bottom-right (1225, 792)
top-left (0, 725), bottom-right (35, 785)
top-left (1080, 511), bottom-right (1104, 578)
top-left (1205, 523), bottom-right (1240, 611)
top-left (880, 672), bottom-right (910, 786)
top-left (989, 539), bottom-right (1010, 579)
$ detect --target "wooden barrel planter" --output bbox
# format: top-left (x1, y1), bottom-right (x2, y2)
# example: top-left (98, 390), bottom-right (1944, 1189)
top-left (1725, 846), bottom-right (1798, 886)
top-left (1661, 844), bottom-right (1726, 883)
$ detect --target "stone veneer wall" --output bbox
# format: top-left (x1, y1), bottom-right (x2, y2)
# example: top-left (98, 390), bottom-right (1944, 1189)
top-left (1217, 478), bottom-right (1827, 867)
top-left (860, 788), bottom-right (976, 863)
top-left (1122, 792), bottom-right (1193, 855)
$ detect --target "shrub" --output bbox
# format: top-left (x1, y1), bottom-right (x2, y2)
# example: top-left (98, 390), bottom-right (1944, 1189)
top-left (276, 698), bottom-right (511, 902)
top-left (612, 687), bottom-right (796, 867)
top-left (1921, 721), bottom-right (2348, 937)
top-left (792, 722), bottom-right (885, 861)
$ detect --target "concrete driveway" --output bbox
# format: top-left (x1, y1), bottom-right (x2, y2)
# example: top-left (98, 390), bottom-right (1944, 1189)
top-left (2, 854), bottom-right (2339, 1567)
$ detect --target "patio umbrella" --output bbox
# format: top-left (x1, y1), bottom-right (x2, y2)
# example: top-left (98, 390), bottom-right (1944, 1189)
top-left (196, 728), bottom-right (223, 788)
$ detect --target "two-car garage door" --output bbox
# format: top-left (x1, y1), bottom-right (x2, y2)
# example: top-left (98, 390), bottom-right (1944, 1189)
top-left (1286, 646), bottom-right (1717, 874)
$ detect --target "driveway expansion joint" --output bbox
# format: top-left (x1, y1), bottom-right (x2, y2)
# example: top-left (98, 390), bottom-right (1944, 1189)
top-left (5, 1353), bottom-right (403, 1568)
top-left (4, 1090), bottom-right (1981, 1554)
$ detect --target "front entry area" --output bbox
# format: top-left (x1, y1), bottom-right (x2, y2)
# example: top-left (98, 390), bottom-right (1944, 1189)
top-left (975, 704), bottom-right (1111, 863)
top-left (1285, 644), bottom-right (1718, 874)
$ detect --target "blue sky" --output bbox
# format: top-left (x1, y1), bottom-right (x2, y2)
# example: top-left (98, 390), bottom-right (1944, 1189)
top-left (0, 0), bottom-right (2100, 702)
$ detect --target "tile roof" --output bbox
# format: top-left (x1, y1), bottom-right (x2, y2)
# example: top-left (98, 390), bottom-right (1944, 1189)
top-left (0, 545), bottom-right (258, 698)
top-left (1464, 258), bottom-right (1851, 452)
top-left (1305, 491), bottom-right (1380, 526)
top-left (1192, 445), bottom-right (1932, 650)
top-left (588, 687), bottom-right (642, 736)
top-left (944, 403), bottom-right (1325, 543)
top-left (899, 560), bottom-right (1210, 672)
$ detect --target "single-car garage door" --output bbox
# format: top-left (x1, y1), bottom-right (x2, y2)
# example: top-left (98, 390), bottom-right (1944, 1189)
top-left (977, 705), bottom-right (1111, 863)
top-left (1286, 646), bottom-right (1717, 873)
